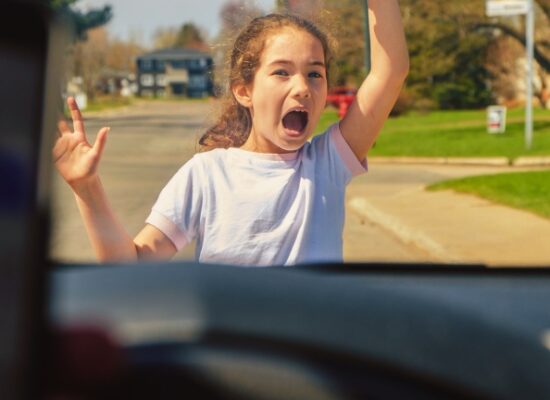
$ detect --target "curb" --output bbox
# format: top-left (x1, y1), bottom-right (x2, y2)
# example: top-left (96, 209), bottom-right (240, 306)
top-left (370, 156), bottom-right (550, 167)
top-left (348, 197), bottom-right (461, 263)
top-left (512, 157), bottom-right (550, 167)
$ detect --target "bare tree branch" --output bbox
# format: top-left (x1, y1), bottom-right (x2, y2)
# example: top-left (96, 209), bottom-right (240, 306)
top-left (471, 22), bottom-right (550, 72)
top-left (535, 0), bottom-right (550, 20)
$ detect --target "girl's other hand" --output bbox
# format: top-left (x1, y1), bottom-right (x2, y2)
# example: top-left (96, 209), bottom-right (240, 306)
top-left (53, 96), bottom-right (109, 189)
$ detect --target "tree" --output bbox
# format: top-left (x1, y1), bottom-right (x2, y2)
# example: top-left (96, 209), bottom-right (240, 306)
top-left (174, 22), bottom-right (209, 51)
top-left (321, 0), bottom-right (365, 87)
top-left (212, 0), bottom-right (264, 93)
top-left (219, 0), bottom-right (263, 35)
top-left (49, 0), bottom-right (112, 40)
top-left (71, 27), bottom-right (144, 99)
top-left (401, 0), bottom-right (550, 108)
top-left (152, 27), bottom-right (179, 49)
top-left (471, 0), bottom-right (550, 107)
top-left (472, 0), bottom-right (550, 73)
top-left (105, 37), bottom-right (144, 74)
top-left (72, 27), bottom-right (109, 99)
top-left (276, 0), bottom-right (322, 20)
top-left (400, 0), bottom-right (493, 109)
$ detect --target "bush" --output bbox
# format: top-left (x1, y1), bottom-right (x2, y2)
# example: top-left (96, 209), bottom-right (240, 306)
top-left (432, 80), bottom-right (492, 110)
top-left (390, 88), bottom-right (414, 117)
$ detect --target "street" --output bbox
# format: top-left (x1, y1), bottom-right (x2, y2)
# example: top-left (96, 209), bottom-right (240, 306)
top-left (50, 100), bottom-right (550, 266)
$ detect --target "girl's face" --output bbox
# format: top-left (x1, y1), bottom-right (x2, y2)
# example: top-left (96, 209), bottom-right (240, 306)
top-left (235, 27), bottom-right (328, 154)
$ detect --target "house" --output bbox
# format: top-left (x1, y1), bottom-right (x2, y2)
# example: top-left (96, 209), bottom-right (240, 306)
top-left (136, 48), bottom-right (213, 98)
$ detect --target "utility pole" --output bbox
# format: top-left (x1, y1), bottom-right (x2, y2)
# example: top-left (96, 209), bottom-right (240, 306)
top-left (525, 0), bottom-right (534, 149)
top-left (363, 0), bottom-right (371, 75)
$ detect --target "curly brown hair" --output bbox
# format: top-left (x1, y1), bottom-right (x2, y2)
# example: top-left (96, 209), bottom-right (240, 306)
top-left (199, 13), bottom-right (333, 151)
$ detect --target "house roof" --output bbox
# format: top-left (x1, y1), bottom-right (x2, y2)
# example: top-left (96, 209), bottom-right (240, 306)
top-left (137, 48), bottom-right (211, 61)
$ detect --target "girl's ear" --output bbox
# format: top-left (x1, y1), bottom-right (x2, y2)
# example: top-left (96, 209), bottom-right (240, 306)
top-left (232, 83), bottom-right (253, 108)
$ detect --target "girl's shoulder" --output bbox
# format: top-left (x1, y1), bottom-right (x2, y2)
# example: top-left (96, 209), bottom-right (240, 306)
top-left (304, 123), bottom-right (339, 155)
top-left (172, 148), bottom-right (229, 181)
top-left (307, 122), bottom-right (368, 177)
top-left (188, 148), bottom-right (229, 167)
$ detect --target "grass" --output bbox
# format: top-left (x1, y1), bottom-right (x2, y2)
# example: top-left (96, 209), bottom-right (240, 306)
top-left (428, 170), bottom-right (550, 220)
top-left (315, 107), bottom-right (550, 218)
top-left (138, 95), bottom-right (211, 103)
top-left (315, 108), bottom-right (339, 134)
top-left (317, 106), bottom-right (550, 160)
top-left (83, 95), bottom-right (134, 113)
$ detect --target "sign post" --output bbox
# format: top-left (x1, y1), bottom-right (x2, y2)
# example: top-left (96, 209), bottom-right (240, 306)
top-left (525, 0), bottom-right (534, 149)
top-left (363, 0), bottom-right (371, 75)
top-left (486, 0), bottom-right (534, 149)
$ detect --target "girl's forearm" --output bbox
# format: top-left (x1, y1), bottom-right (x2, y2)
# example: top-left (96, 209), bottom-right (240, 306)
top-left (367, 0), bottom-right (409, 82)
top-left (72, 176), bottom-right (138, 263)
top-left (339, 0), bottom-right (409, 159)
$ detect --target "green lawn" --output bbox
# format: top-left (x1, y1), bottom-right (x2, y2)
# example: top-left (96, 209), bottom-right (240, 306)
top-left (317, 107), bottom-right (550, 160)
top-left (315, 108), bottom-right (340, 134)
top-left (315, 107), bottom-right (550, 218)
top-left (428, 170), bottom-right (550, 220)
top-left (84, 96), bottom-right (134, 113)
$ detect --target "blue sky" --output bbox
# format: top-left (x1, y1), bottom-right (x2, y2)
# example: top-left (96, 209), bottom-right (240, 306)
top-left (77, 0), bottom-right (276, 45)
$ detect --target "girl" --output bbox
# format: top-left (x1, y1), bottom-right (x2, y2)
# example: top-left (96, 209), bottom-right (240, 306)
top-left (53, 1), bottom-right (408, 266)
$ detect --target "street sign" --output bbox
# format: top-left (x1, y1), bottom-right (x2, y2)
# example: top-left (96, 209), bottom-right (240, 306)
top-left (486, 0), bottom-right (534, 149)
top-left (486, 0), bottom-right (529, 17)
top-left (487, 106), bottom-right (507, 134)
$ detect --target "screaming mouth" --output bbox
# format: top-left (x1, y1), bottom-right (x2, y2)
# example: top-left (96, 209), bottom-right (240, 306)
top-left (282, 110), bottom-right (308, 133)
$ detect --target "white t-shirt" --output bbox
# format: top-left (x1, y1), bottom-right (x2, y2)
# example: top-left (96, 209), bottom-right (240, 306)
top-left (146, 123), bottom-right (367, 266)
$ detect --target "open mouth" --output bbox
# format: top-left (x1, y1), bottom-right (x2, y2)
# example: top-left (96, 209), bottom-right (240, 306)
top-left (282, 110), bottom-right (308, 135)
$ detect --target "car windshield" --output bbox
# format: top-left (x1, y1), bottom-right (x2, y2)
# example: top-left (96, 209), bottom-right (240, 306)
top-left (48, 0), bottom-right (550, 269)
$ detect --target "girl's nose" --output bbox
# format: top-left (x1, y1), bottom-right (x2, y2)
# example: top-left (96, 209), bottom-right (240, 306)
top-left (292, 76), bottom-right (311, 99)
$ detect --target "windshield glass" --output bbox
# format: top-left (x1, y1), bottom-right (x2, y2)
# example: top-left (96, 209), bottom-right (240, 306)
top-left (49, 0), bottom-right (550, 268)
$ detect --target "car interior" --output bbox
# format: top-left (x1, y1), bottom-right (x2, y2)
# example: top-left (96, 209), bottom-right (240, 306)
top-left (2, 1), bottom-right (550, 399)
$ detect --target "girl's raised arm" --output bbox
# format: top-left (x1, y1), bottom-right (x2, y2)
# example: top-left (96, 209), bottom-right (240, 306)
top-left (339, 0), bottom-right (409, 161)
top-left (53, 97), bottom-right (177, 262)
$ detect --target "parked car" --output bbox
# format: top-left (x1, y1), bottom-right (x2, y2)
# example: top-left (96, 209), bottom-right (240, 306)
top-left (326, 87), bottom-right (357, 118)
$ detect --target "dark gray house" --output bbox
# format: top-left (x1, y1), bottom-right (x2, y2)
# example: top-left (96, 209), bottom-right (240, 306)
top-left (136, 48), bottom-right (213, 98)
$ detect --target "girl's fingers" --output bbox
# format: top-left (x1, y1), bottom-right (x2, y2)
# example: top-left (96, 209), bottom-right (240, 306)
top-left (52, 136), bottom-right (68, 163)
top-left (93, 127), bottom-right (110, 156)
top-left (67, 96), bottom-right (86, 136)
top-left (58, 119), bottom-right (71, 136)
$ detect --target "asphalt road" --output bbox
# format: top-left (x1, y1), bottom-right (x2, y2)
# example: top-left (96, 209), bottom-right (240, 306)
top-left (49, 100), bottom-right (550, 266)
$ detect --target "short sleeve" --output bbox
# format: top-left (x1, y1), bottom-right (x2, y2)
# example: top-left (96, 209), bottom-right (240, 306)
top-left (145, 156), bottom-right (203, 250)
top-left (308, 123), bottom-right (368, 186)
top-left (329, 123), bottom-right (368, 177)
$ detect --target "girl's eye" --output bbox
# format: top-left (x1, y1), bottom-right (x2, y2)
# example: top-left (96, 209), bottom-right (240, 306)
top-left (309, 71), bottom-right (323, 79)
top-left (273, 69), bottom-right (289, 76)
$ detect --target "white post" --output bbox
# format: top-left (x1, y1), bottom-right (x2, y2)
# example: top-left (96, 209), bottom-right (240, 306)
top-left (525, 0), bottom-right (534, 149)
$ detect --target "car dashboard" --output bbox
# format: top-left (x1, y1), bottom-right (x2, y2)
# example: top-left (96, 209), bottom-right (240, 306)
top-left (48, 263), bottom-right (550, 399)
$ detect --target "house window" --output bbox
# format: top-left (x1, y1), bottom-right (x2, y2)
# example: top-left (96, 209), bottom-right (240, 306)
top-left (156, 74), bottom-right (166, 86)
top-left (140, 74), bottom-right (154, 87)
top-left (156, 60), bottom-right (165, 71)
top-left (189, 74), bottom-right (207, 88)
top-left (140, 59), bottom-right (153, 71)
top-left (172, 60), bottom-right (187, 69)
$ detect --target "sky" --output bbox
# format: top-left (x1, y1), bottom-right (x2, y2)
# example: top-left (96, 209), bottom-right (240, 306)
top-left (77, 0), bottom-right (276, 46)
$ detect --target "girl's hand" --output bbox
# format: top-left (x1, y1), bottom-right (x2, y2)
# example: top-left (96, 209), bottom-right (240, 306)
top-left (53, 97), bottom-right (109, 189)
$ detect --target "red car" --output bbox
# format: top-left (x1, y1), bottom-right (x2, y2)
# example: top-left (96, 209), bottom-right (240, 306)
top-left (326, 87), bottom-right (357, 118)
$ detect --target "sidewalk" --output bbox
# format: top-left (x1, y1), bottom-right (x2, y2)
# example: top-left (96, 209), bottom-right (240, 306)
top-left (370, 156), bottom-right (550, 167)
top-left (345, 163), bottom-right (550, 267)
